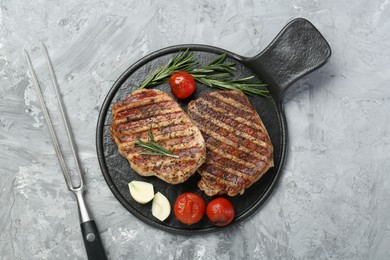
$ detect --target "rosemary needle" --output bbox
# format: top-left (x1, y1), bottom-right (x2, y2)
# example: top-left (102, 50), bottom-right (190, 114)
top-left (135, 130), bottom-right (179, 158)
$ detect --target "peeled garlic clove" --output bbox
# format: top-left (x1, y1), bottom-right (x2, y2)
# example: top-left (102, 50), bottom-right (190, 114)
top-left (152, 192), bottom-right (171, 221)
top-left (128, 181), bottom-right (154, 204)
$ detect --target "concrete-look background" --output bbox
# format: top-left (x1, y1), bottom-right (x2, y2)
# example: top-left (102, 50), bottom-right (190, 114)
top-left (1, 0), bottom-right (390, 259)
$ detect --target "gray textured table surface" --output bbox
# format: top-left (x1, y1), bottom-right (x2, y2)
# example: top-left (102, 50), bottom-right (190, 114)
top-left (1, 1), bottom-right (390, 259)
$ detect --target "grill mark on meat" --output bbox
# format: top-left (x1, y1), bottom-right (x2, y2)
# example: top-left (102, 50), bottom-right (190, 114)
top-left (204, 133), bottom-right (272, 164)
top-left (113, 92), bottom-right (171, 113)
top-left (198, 170), bottom-right (244, 196)
top-left (199, 148), bottom-right (268, 195)
top-left (202, 161), bottom-right (255, 187)
top-left (118, 127), bottom-right (196, 146)
top-left (189, 110), bottom-right (270, 155)
top-left (198, 162), bottom-right (266, 196)
top-left (112, 109), bottom-right (183, 129)
top-left (215, 91), bottom-right (250, 106)
top-left (114, 100), bottom-right (179, 120)
top-left (206, 143), bottom-right (268, 174)
top-left (112, 112), bottom-right (187, 135)
top-left (195, 98), bottom-right (263, 131)
top-left (121, 146), bottom-right (205, 175)
top-left (118, 131), bottom-right (204, 152)
top-left (112, 90), bottom-right (161, 111)
top-left (191, 100), bottom-right (270, 143)
top-left (129, 152), bottom-right (204, 184)
top-left (200, 94), bottom-right (252, 119)
top-left (199, 162), bottom-right (250, 186)
top-left (111, 89), bottom-right (206, 184)
top-left (188, 90), bottom-right (274, 196)
top-left (205, 92), bottom-right (253, 113)
top-left (128, 149), bottom-right (202, 165)
top-left (201, 92), bottom-right (271, 135)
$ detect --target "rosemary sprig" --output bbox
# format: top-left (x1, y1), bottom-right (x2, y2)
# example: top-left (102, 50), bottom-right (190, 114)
top-left (138, 49), bottom-right (197, 90)
top-left (188, 53), bottom-right (269, 97)
top-left (194, 75), bottom-right (269, 96)
top-left (137, 50), bottom-right (269, 97)
top-left (135, 130), bottom-right (179, 158)
top-left (189, 53), bottom-right (236, 74)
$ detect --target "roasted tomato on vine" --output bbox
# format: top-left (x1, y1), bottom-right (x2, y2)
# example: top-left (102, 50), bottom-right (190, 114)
top-left (206, 197), bottom-right (235, 226)
top-left (169, 71), bottom-right (196, 99)
top-left (174, 192), bottom-right (205, 225)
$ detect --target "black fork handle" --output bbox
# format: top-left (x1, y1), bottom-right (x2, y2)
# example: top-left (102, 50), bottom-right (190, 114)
top-left (81, 220), bottom-right (108, 260)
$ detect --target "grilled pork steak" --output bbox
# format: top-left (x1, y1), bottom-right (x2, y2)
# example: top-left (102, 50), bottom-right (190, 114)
top-left (188, 90), bottom-right (274, 196)
top-left (110, 89), bottom-right (206, 184)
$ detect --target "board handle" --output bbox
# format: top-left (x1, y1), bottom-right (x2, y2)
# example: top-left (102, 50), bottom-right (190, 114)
top-left (245, 18), bottom-right (331, 100)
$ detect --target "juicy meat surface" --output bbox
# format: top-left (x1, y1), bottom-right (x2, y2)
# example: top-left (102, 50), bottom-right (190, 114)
top-left (187, 90), bottom-right (274, 196)
top-left (110, 89), bottom-right (206, 184)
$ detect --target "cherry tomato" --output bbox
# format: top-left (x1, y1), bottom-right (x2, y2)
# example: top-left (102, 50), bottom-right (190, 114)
top-left (206, 197), bottom-right (235, 226)
top-left (169, 71), bottom-right (196, 99)
top-left (174, 192), bottom-right (206, 225)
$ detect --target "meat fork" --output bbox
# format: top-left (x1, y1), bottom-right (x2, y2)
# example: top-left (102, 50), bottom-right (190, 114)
top-left (24, 44), bottom-right (107, 260)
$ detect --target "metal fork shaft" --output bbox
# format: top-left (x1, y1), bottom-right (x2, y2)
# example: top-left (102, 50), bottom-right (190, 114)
top-left (24, 49), bottom-right (75, 188)
top-left (42, 43), bottom-right (84, 191)
top-left (24, 46), bottom-right (107, 260)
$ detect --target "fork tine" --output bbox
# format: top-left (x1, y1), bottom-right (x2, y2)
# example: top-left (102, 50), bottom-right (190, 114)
top-left (42, 43), bottom-right (84, 190)
top-left (24, 48), bottom-right (81, 191)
